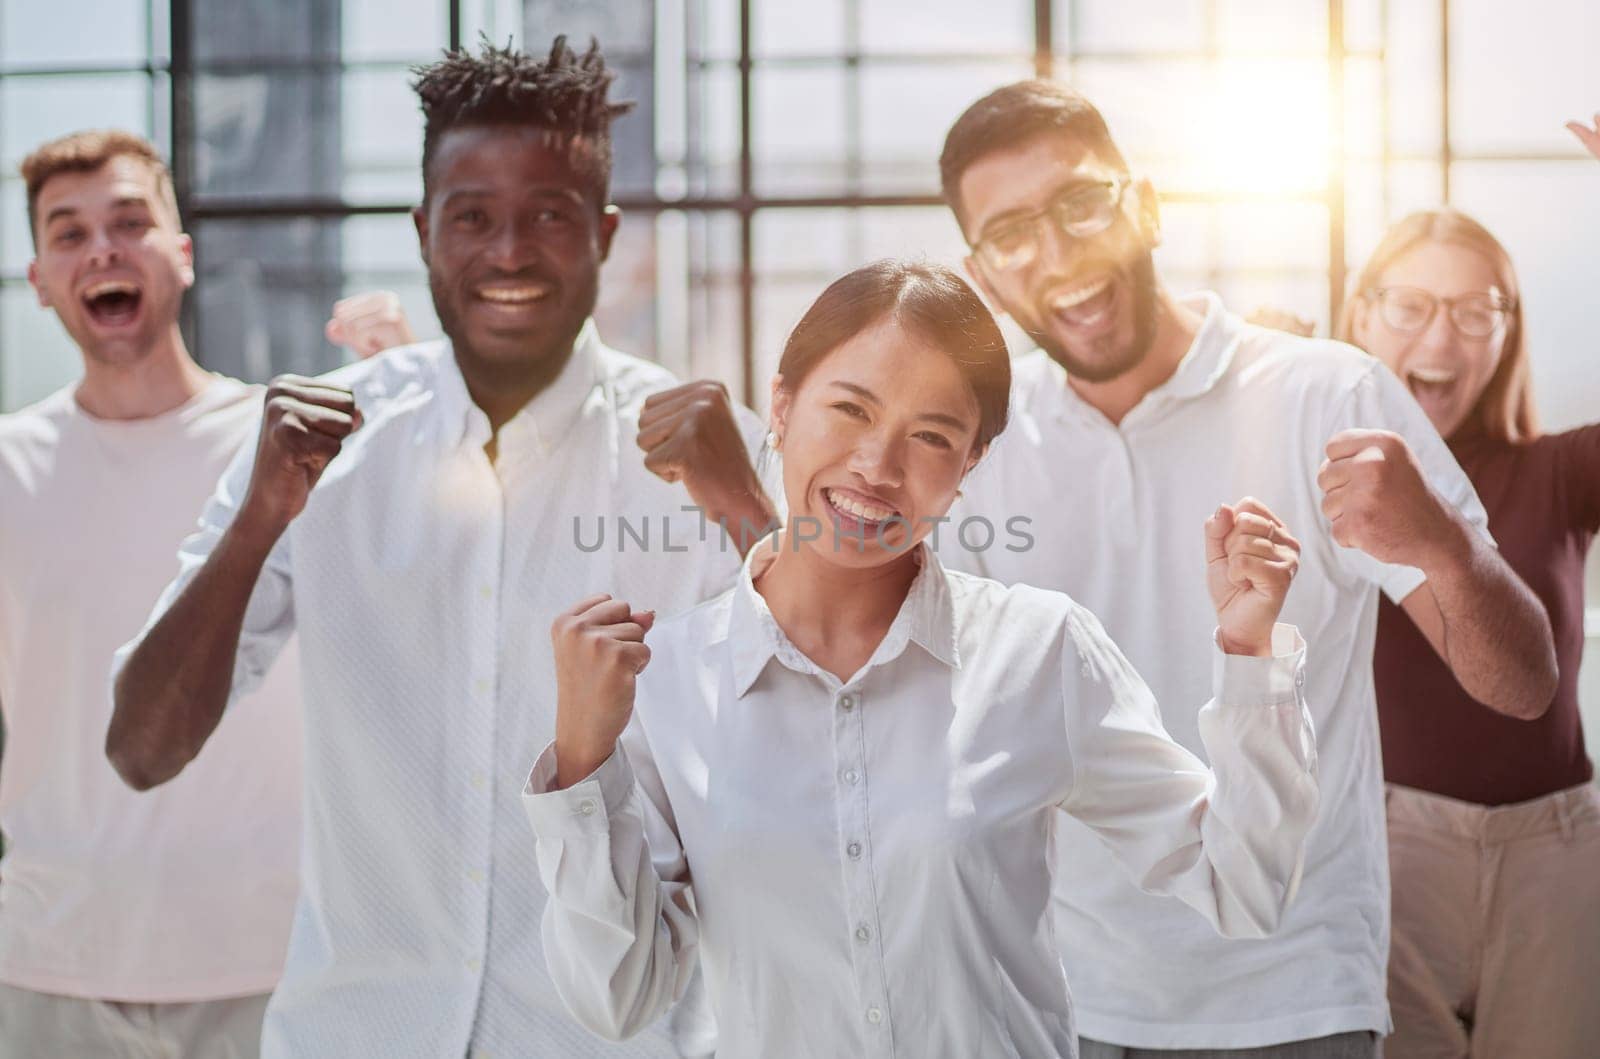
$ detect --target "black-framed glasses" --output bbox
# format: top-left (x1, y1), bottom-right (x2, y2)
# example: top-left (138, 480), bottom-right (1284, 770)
top-left (1371, 286), bottom-right (1513, 339)
top-left (971, 177), bottom-right (1129, 272)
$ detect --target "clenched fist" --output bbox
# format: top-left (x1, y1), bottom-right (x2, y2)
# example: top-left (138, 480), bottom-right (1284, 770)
top-left (325, 290), bottom-right (417, 360)
top-left (239, 377), bottom-right (362, 533)
top-left (637, 380), bottom-right (773, 546)
top-left (1318, 429), bottom-right (1460, 569)
top-left (1205, 498), bottom-right (1301, 657)
top-left (552, 595), bottom-right (656, 789)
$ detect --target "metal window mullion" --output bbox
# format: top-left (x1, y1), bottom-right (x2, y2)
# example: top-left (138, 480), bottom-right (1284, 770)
top-left (1328, 0), bottom-right (1346, 327)
top-left (737, 0), bottom-right (755, 409)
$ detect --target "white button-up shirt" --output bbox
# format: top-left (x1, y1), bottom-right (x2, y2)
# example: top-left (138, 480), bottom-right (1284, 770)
top-left (122, 323), bottom-right (755, 1058)
top-left (522, 539), bottom-right (1318, 1058)
top-left (945, 293), bottom-right (1490, 1049)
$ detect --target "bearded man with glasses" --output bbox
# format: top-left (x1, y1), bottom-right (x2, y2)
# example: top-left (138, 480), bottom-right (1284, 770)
top-left (935, 80), bottom-right (1558, 1059)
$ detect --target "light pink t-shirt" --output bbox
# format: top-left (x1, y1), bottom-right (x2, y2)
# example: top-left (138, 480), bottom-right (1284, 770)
top-left (0, 376), bottom-right (302, 1003)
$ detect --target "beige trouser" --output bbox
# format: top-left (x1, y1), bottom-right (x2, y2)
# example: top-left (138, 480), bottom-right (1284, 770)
top-left (1385, 781), bottom-right (1600, 1059)
top-left (0, 983), bottom-right (269, 1059)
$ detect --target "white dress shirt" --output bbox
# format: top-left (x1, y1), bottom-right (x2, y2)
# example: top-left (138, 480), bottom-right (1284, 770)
top-left (522, 539), bottom-right (1318, 1058)
top-left (0, 378), bottom-right (301, 1003)
top-left (944, 293), bottom-right (1491, 1049)
top-left (120, 323), bottom-right (757, 1058)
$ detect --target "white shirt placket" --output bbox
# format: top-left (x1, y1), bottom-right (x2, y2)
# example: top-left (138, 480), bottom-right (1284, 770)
top-left (830, 681), bottom-right (895, 1054)
top-left (459, 429), bottom-right (506, 996)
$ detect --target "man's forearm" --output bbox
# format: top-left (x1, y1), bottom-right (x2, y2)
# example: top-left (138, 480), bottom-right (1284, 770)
top-left (107, 517), bottom-right (283, 789)
top-left (1421, 521), bottom-right (1558, 720)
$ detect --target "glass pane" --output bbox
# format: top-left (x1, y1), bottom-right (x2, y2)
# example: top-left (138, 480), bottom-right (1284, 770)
top-left (1064, 0), bottom-right (1207, 54)
top-left (192, 218), bottom-right (348, 381)
top-left (682, 64), bottom-right (739, 196)
top-left (1450, 160), bottom-right (1600, 434)
top-left (608, 55), bottom-right (658, 199)
top-left (1216, 0), bottom-right (1327, 53)
top-left (340, 68), bottom-right (426, 205)
top-left (192, 71), bottom-right (343, 199)
top-left (1452, 0), bottom-right (1600, 154)
top-left (688, 0), bottom-right (740, 62)
top-left (856, 206), bottom-right (967, 266)
top-left (860, 0), bottom-right (1032, 56)
top-left (2, 0), bottom-right (148, 70)
top-left (753, 0), bottom-right (846, 57)
top-left (755, 209), bottom-right (855, 279)
top-left (1150, 201), bottom-right (1216, 275)
top-left (1, 178), bottom-right (31, 275)
top-left (1384, 0), bottom-right (1442, 156)
top-left (859, 61), bottom-right (1034, 194)
top-left (1, 282), bottom-right (80, 413)
top-left (1, 74), bottom-right (150, 172)
top-left (1344, 0), bottom-right (1384, 53)
top-left (342, 0), bottom-right (448, 61)
top-left (1069, 59), bottom-right (1213, 186)
top-left (1344, 55), bottom-right (1384, 160)
top-left (1079, 54), bottom-right (1332, 196)
top-left (523, 0), bottom-right (655, 55)
top-left (1214, 271), bottom-right (1330, 336)
top-left (592, 212), bottom-right (660, 363)
top-left (192, 0), bottom-right (339, 66)
top-left (1385, 159), bottom-right (1444, 217)
top-left (752, 66), bottom-right (848, 195)
top-left (1215, 201), bottom-right (1329, 270)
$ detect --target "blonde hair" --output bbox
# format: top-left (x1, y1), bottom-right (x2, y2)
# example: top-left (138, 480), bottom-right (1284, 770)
top-left (20, 129), bottom-right (180, 245)
top-left (1338, 208), bottom-right (1538, 444)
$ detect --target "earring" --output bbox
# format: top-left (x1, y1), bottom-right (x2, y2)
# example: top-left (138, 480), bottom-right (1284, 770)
top-left (767, 431), bottom-right (782, 451)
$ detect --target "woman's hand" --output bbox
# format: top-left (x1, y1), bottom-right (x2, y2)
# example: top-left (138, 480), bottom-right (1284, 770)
top-left (552, 595), bottom-right (656, 789)
top-left (1205, 499), bottom-right (1302, 657)
top-left (1567, 114), bottom-right (1600, 162)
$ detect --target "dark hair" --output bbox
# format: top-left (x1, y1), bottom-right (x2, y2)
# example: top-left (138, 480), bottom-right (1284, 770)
top-left (939, 79), bottom-right (1129, 230)
top-left (411, 35), bottom-right (635, 204)
top-left (777, 260), bottom-right (1011, 453)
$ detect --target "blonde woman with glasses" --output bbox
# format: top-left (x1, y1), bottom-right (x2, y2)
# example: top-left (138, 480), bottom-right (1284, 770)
top-left (1334, 142), bottom-right (1600, 1057)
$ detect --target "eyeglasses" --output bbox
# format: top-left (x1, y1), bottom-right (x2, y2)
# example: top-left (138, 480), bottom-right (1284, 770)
top-left (971, 177), bottom-right (1129, 273)
top-left (1371, 286), bottom-right (1512, 340)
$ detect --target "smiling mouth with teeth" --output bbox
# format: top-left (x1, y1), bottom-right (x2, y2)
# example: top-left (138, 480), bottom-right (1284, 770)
top-left (824, 487), bottom-right (900, 525)
top-left (81, 280), bottom-right (142, 326)
top-left (1047, 274), bottom-right (1117, 327)
top-left (476, 286), bottom-right (552, 305)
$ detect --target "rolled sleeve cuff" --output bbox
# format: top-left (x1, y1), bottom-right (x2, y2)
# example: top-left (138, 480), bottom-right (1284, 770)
top-left (1210, 623), bottom-right (1306, 708)
top-left (522, 742), bottom-right (637, 838)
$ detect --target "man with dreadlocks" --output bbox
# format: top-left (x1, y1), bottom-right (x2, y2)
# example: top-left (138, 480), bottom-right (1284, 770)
top-left (109, 37), bottom-right (766, 1057)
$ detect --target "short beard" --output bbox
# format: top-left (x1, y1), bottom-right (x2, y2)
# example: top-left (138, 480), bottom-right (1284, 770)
top-left (1030, 251), bottom-right (1160, 384)
top-left (429, 265), bottom-right (596, 394)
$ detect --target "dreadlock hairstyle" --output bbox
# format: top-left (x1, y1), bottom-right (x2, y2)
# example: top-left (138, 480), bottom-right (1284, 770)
top-left (411, 35), bottom-right (636, 205)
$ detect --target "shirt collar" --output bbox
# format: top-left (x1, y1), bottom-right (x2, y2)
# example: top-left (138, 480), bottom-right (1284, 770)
top-left (434, 318), bottom-right (606, 451)
top-left (1036, 290), bottom-right (1240, 423)
top-left (720, 534), bottom-right (962, 699)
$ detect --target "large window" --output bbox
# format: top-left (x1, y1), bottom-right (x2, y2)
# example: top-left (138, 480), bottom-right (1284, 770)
top-left (2, 0), bottom-right (1594, 422)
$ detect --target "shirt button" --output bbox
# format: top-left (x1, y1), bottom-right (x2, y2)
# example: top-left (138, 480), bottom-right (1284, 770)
top-left (466, 957), bottom-right (481, 972)
top-left (467, 868), bottom-right (485, 884)
top-left (840, 694), bottom-right (855, 711)
top-left (846, 841), bottom-right (862, 859)
top-left (471, 773), bottom-right (488, 791)
top-left (842, 769), bottom-right (859, 786)
top-left (474, 678), bottom-right (490, 695)
top-left (866, 1006), bottom-right (883, 1025)
top-left (855, 924), bottom-right (872, 943)
top-left (479, 585), bottom-right (493, 601)
top-left (577, 799), bottom-right (598, 816)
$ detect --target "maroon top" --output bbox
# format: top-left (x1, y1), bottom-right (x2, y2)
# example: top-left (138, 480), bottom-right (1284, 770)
top-left (1375, 423), bottom-right (1599, 806)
